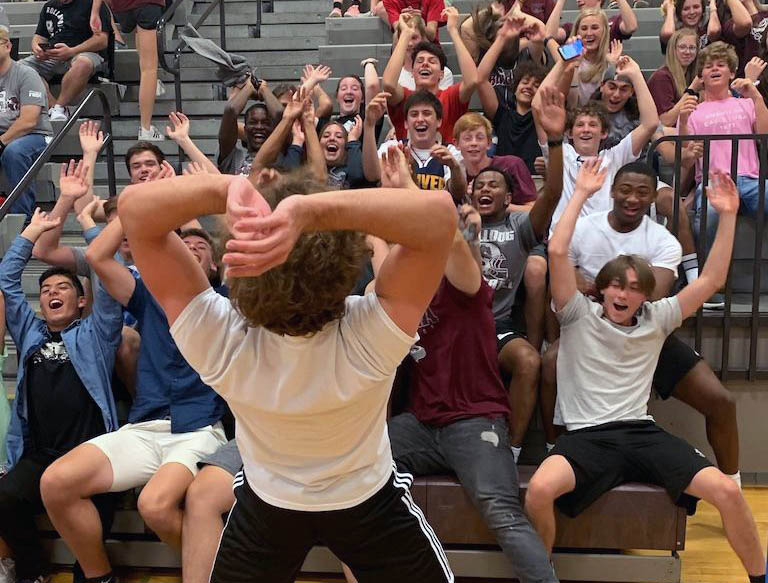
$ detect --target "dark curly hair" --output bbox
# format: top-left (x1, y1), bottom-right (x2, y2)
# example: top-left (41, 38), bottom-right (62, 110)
top-left (227, 168), bottom-right (371, 337)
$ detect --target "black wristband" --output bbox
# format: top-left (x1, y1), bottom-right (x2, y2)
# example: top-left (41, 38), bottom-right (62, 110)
top-left (0, 140), bottom-right (6, 154)
top-left (684, 88), bottom-right (697, 96)
top-left (547, 137), bottom-right (563, 148)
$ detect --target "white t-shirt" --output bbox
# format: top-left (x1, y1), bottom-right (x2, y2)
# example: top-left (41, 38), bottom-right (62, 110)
top-left (170, 289), bottom-right (416, 511)
top-left (569, 211), bottom-right (682, 283)
top-left (399, 66), bottom-right (455, 91)
top-left (556, 292), bottom-right (682, 431)
top-left (549, 132), bottom-right (639, 235)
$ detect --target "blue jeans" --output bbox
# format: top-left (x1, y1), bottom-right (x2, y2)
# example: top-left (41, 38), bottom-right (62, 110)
top-left (694, 175), bottom-right (768, 253)
top-left (389, 413), bottom-right (558, 583)
top-left (3, 133), bottom-right (47, 220)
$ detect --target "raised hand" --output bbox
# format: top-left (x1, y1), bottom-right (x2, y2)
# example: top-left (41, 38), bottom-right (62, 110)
top-left (302, 64), bottom-right (332, 89)
top-left (285, 86), bottom-right (310, 122)
top-left (291, 119), bottom-right (306, 146)
top-left (76, 197), bottom-right (104, 228)
top-left (730, 77), bottom-right (760, 99)
top-left (615, 54), bottom-right (641, 79)
top-left (745, 57), bottom-right (767, 83)
top-left (574, 157), bottom-right (607, 197)
top-left (348, 115), bottom-right (363, 142)
top-left (442, 6), bottom-right (461, 31)
top-left (380, 143), bottom-right (417, 189)
top-left (365, 92), bottom-right (390, 125)
top-left (706, 170), bottom-right (740, 215)
top-left (523, 19), bottom-right (546, 43)
top-left (182, 161), bottom-right (210, 176)
top-left (498, 15), bottom-right (525, 40)
top-left (533, 86), bottom-right (566, 138)
top-left (79, 120), bottom-right (104, 156)
top-left (225, 174), bottom-right (272, 239)
top-left (678, 93), bottom-right (699, 123)
top-left (154, 160), bottom-right (177, 181)
top-left (430, 144), bottom-right (459, 169)
top-left (607, 39), bottom-right (623, 66)
top-left (165, 111), bottom-right (191, 142)
top-left (27, 207), bottom-right (62, 236)
top-left (59, 159), bottom-right (90, 199)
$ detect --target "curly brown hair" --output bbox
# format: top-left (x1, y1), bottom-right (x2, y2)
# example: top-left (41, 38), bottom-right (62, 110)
top-left (566, 101), bottom-right (610, 133)
top-left (227, 168), bottom-right (371, 337)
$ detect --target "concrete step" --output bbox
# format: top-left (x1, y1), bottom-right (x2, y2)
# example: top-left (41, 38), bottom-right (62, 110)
top-left (50, 134), bottom-right (219, 157)
top-left (195, 9), bottom-right (326, 24)
top-left (272, 0), bottom-right (328, 12)
top-left (164, 35), bottom-right (324, 54)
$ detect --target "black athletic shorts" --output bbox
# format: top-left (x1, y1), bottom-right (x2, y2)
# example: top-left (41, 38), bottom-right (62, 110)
top-left (550, 420), bottom-right (713, 518)
top-left (496, 308), bottom-right (528, 351)
top-left (115, 3), bottom-right (163, 33)
top-left (652, 334), bottom-right (703, 399)
top-left (210, 468), bottom-right (453, 583)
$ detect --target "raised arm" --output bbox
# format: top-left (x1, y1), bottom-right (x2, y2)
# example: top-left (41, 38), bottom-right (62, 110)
top-left (545, 0), bottom-right (568, 42)
top-left (166, 112), bottom-right (220, 175)
top-left (219, 79), bottom-right (257, 163)
top-left (445, 7), bottom-right (479, 103)
top-left (619, 56), bottom-right (660, 156)
top-left (299, 65), bottom-right (333, 119)
top-left (119, 148), bottom-right (458, 334)
top-left (1, 210), bottom-right (60, 346)
top-left (707, 0), bottom-right (722, 40)
top-left (362, 92), bottom-right (389, 183)
top-left (301, 98), bottom-right (327, 182)
top-left (382, 20), bottom-right (412, 106)
top-left (724, 0), bottom-right (752, 38)
top-left (659, 0), bottom-right (676, 44)
top-left (256, 80), bottom-right (285, 121)
top-left (615, 0), bottom-right (638, 36)
top-left (477, 17), bottom-right (525, 119)
top-left (362, 58), bottom-right (382, 103)
top-left (84, 217), bottom-right (137, 307)
top-left (528, 87), bottom-right (565, 239)
top-left (731, 77), bottom-right (768, 133)
top-left (548, 158), bottom-right (607, 310)
top-left (446, 205), bottom-right (482, 294)
top-left (251, 90), bottom-right (307, 173)
top-left (676, 171), bottom-right (738, 318)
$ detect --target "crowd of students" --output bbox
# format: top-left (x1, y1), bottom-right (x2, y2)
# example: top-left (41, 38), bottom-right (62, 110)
top-left (0, 0), bottom-right (766, 582)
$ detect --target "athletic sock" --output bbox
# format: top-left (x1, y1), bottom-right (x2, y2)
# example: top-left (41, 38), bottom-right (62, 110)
top-left (747, 574), bottom-right (764, 583)
top-left (726, 471), bottom-right (742, 488)
top-left (510, 445), bottom-right (521, 464)
top-left (682, 253), bottom-right (699, 283)
top-left (545, 442), bottom-right (555, 453)
top-left (84, 573), bottom-right (114, 583)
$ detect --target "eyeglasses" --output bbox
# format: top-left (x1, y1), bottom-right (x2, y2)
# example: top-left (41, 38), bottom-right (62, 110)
top-left (678, 45), bottom-right (698, 53)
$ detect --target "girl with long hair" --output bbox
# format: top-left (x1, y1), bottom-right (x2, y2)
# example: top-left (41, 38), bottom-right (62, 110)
top-left (649, 27), bottom-right (701, 125)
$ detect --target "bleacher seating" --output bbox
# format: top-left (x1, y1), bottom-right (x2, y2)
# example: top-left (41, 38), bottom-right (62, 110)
top-left (0, 1), bottom-right (764, 582)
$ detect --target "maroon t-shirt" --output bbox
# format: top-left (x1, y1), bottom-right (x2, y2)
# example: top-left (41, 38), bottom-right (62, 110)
top-left (407, 279), bottom-right (511, 427)
top-left (563, 15), bottom-right (632, 43)
top-left (722, 11), bottom-right (768, 76)
top-left (647, 66), bottom-right (679, 115)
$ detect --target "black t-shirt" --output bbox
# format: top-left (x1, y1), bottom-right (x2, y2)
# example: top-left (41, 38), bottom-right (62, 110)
top-left (36, 0), bottom-right (111, 58)
top-left (25, 331), bottom-right (105, 458)
top-left (492, 91), bottom-right (542, 176)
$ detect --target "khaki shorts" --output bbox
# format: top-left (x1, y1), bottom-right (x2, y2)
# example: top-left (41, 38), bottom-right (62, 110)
top-left (20, 52), bottom-right (105, 81)
top-left (87, 419), bottom-right (227, 492)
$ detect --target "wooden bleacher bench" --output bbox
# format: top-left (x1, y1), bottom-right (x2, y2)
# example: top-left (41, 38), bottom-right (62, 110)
top-left (36, 466), bottom-right (686, 582)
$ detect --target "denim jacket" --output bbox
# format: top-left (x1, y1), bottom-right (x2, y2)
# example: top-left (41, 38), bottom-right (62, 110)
top-left (2, 235), bottom-right (124, 467)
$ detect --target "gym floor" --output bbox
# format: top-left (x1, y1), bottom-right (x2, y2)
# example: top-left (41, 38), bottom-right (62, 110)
top-left (49, 487), bottom-right (768, 583)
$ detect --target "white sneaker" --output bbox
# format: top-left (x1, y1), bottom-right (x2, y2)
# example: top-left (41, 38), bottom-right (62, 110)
top-left (48, 104), bottom-right (69, 122)
top-left (138, 125), bottom-right (165, 141)
top-left (156, 79), bottom-right (166, 97)
top-left (0, 558), bottom-right (15, 583)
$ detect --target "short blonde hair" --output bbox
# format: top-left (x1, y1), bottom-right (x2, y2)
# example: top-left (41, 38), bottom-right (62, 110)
top-left (0, 27), bottom-right (10, 43)
top-left (453, 112), bottom-right (492, 142)
top-left (696, 41), bottom-right (738, 77)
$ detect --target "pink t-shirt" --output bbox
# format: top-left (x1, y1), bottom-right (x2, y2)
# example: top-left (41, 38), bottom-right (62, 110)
top-left (686, 97), bottom-right (759, 183)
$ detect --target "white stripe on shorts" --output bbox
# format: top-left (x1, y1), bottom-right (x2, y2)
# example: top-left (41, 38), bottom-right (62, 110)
top-left (208, 498), bottom-right (238, 583)
top-left (392, 468), bottom-right (454, 582)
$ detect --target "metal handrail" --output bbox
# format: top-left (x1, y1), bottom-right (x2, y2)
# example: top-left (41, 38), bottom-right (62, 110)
top-left (0, 88), bottom-right (116, 225)
top-left (647, 132), bottom-right (768, 381)
top-left (157, 0), bottom-right (263, 168)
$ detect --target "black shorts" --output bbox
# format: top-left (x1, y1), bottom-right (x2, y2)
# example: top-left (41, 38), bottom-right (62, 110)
top-left (211, 468), bottom-right (453, 583)
top-left (550, 421), bottom-right (713, 518)
top-left (652, 334), bottom-right (703, 399)
top-left (496, 308), bottom-right (527, 351)
top-left (115, 3), bottom-right (163, 33)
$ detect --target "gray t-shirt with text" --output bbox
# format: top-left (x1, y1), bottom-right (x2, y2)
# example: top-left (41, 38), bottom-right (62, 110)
top-left (0, 61), bottom-right (52, 136)
top-left (479, 211), bottom-right (539, 321)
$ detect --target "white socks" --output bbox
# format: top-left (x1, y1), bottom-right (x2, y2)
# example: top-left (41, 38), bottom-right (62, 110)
top-left (726, 471), bottom-right (742, 488)
top-left (682, 253), bottom-right (699, 284)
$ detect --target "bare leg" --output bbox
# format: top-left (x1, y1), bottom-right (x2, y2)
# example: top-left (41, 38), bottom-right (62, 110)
top-left (523, 455), bottom-right (576, 553)
top-left (56, 56), bottom-right (95, 107)
top-left (498, 337), bottom-right (541, 448)
top-left (137, 463), bottom-right (195, 550)
top-left (115, 326), bottom-right (140, 396)
top-left (182, 465), bottom-right (235, 583)
top-left (671, 361), bottom-right (739, 475)
top-left (523, 255), bottom-right (547, 350)
top-left (540, 338), bottom-right (560, 445)
top-left (341, 563), bottom-right (358, 583)
top-left (685, 467), bottom-right (765, 577)
top-left (135, 26), bottom-right (159, 131)
top-left (40, 444), bottom-right (115, 578)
